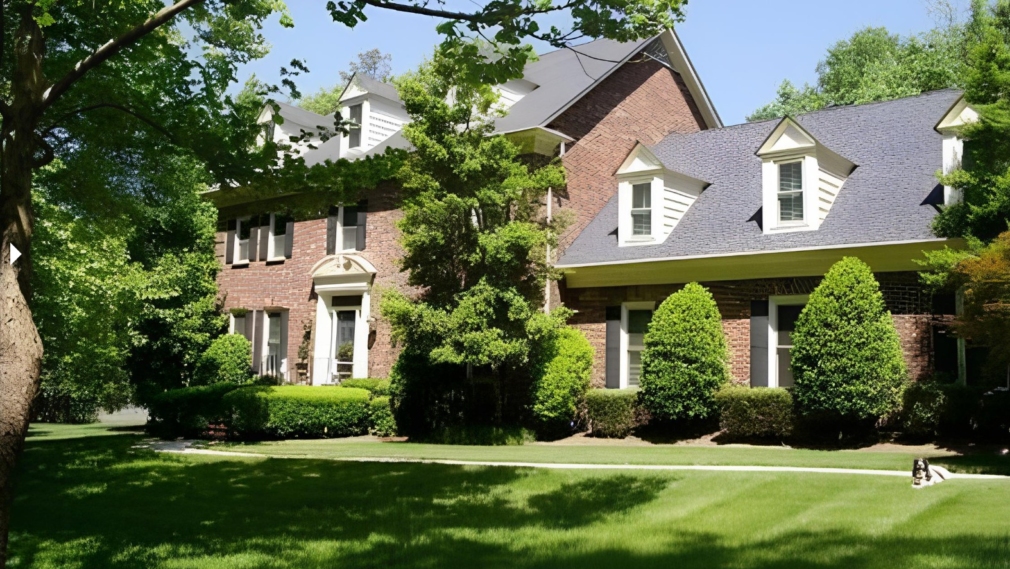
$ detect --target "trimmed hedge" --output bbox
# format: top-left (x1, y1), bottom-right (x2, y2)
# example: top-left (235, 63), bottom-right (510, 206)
top-left (640, 283), bottom-right (730, 422)
top-left (147, 382), bottom-right (240, 438)
top-left (531, 328), bottom-right (594, 438)
top-left (586, 389), bottom-right (639, 438)
top-left (901, 381), bottom-right (948, 438)
top-left (193, 334), bottom-right (253, 385)
top-left (223, 386), bottom-right (371, 439)
top-left (369, 396), bottom-right (397, 437)
top-left (715, 386), bottom-right (793, 439)
top-left (340, 378), bottom-right (391, 397)
top-left (792, 257), bottom-right (908, 424)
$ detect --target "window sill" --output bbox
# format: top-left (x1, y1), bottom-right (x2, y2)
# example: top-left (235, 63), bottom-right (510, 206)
top-left (231, 261), bottom-right (250, 268)
top-left (266, 257), bottom-right (286, 264)
top-left (620, 236), bottom-right (656, 247)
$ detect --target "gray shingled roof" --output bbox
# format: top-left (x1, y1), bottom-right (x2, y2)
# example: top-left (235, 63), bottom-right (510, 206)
top-left (347, 73), bottom-right (401, 103)
top-left (275, 101), bottom-right (334, 130)
top-left (494, 37), bottom-right (653, 133)
top-left (557, 89), bottom-right (962, 267)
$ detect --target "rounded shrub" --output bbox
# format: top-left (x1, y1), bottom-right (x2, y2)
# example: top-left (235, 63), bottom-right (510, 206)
top-left (901, 381), bottom-right (947, 439)
top-left (223, 385), bottom-right (371, 439)
top-left (639, 283), bottom-right (730, 422)
top-left (530, 327), bottom-right (594, 438)
top-left (791, 257), bottom-right (909, 425)
top-left (715, 386), bottom-right (794, 439)
top-left (193, 334), bottom-right (253, 385)
top-left (585, 389), bottom-right (639, 438)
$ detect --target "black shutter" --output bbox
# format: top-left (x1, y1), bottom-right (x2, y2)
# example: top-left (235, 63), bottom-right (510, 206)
top-left (252, 310), bottom-right (263, 373)
top-left (248, 216), bottom-right (259, 262)
top-left (225, 219), bottom-right (236, 265)
top-left (258, 215), bottom-right (270, 261)
top-left (326, 206), bottom-right (338, 255)
top-left (284, 218), bottom-right (295, 259)
top-left (605, 306), bottom-right (621, 389)
top-left (750, 300), bottom-right (769, 387)
top-left (355, 201), bottom-right (367, 251)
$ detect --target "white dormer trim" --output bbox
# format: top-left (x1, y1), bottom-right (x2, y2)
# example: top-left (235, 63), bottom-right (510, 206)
top-left (616, 143), bottom-right (708, 247)
top-left (936, 96), bottom-right (978, 206)
top-left (757, 117), bottom-right (856, 234)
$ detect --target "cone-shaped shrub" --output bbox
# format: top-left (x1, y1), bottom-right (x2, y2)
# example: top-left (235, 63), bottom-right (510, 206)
top-left (791, 257), bottom-right (908, 423)
top-left (640, 283), bottom-right (730, 421)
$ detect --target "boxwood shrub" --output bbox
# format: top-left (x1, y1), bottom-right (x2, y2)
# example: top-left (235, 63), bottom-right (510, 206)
top-left (147, 382), bottom-right (241, 438)
top-left (223, 386), bottom-right (371, 439)
top-left (586, 389), bottom-right (639, 438)
top-left (901, 381), bottom-right (948, 438)
top-left (369, 396), bottom-right (397, 437)
top-left (340, 378), bottom-right (391, 397)
top-left (715, 386), bottom-right (793, 439)
top-left (530, 327), bottom-right (594, 438)
top-left (640, 282), bottom-right (731, 422)
top-left (791, 257), bottom-right (908, 425)
top-left (193, 334), bottom-right (253, 385)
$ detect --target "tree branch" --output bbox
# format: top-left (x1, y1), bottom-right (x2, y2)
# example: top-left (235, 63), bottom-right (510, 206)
top-left (43, 103), bottom-right (177, 143)
top-left (357, 0), bottom-right (572, 25)
top-left (41, 0), bottom-right (206, 111)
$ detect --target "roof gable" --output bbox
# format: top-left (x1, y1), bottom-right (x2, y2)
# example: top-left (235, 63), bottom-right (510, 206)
top-left (935, 95), bottom-right (978, 132)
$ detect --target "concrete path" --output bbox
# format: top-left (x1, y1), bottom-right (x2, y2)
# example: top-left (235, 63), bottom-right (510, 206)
top-left (144, 440), bottom-right (1008, 481)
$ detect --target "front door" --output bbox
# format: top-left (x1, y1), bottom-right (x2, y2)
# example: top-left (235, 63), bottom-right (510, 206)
top-left (331, 309), bottom-right (357, 381)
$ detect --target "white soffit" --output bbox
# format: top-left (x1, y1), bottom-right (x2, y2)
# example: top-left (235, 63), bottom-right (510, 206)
top-left (935, 96), bottom-right (978, 133)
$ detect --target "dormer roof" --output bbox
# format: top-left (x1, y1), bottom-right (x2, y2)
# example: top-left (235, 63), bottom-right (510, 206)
top-left (756, 116), bottom-right (857, 177)
top-left (935, 95), bottom-right (978, 133)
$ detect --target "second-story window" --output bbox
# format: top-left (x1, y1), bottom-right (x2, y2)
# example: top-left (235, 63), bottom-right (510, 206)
top-left (341, 205), bottom-right (359, 251)
top-left (236, 217), bottom-right (251, 263)
top-left (777, 162), bottom-right (804, 224)
top-left (631, 182), bottom-right (652, 237)
top-left (348, 104), bottom-right (363, 149)
top-left (267, 213), bottom-right (290, 261)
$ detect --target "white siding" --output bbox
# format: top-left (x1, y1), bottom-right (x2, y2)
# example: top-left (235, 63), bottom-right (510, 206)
top-left (662, 187), bottom-right (698, 236)
top-left (817, 167), bottom-right (845, 223)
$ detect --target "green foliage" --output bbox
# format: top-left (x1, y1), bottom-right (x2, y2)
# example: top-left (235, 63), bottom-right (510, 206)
top-left (340, 379), bottom-right (392, 397)
top-left (368, 397), bottom-right (397, 437)
top-left (585, 389), bottom-right (640, 438)
top-left (299, 49), bottom-right (394, 116)
top-left (530, 328), bottom-right (594, 438)
top-left (715, 387), bottom-right (794, 439)
top-left (749, 25), bottom-right (964, 121)
top-left (223, 386), bottom-right (371, 439)
top-left (791, 258), bottom-right (909, 424)
top-left (901, 381), bottom-right (949, 438)
top-left (146, 382), bottom-right (241, 439)
top-left (193, 335), bottom-right (254, 386)
top-left (381, 51), bottom-right (571, 433)
top-left (640, 283), bottom-right (730, 422)
top-left (419, 425), bottom-right (535, 445)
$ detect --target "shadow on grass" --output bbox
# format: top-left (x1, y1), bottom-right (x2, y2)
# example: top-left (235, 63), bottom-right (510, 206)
top-left (9, 435), bottom-right (1010, 568)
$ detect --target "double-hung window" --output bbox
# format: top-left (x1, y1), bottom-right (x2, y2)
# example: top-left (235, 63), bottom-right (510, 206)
top-left (777, 162), bottom-right (804, 224)
top-left (348, 104), bottom-right (363, 149)
top-left (235, 217), bottom-right (251, 263)
top-left (631, 182), bottom-right (652, 237)
top-left (340, 205), bottom-right (359, 251)
top-left (627, 309), bottom-right (653, 387)
top-left (265, 313), bottom-right (283, 375)
top-left (267, 213), bottom-right (289, 260)
top-left (232, 313), bottom-right (248, 337)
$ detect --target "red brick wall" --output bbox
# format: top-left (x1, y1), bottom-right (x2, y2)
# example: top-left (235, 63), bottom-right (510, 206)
top-left (564, 272), bottom-right (944, 387)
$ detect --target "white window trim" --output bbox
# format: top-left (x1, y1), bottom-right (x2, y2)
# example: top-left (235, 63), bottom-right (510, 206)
top-left (618, 175), bottom-right (662, 247)
top-left (261, 311), bottom-right (288, 380)
top-left (265, 213), bottom-right (288, 262)
top-left (762, 154), bottom-right (819, 234)
top-left (234, 216), bottom-right (251, 265)
top-left (942, 134), bottom-right (965, 205)
top-left (311, 289), bottom-right (371, 384)
top-left (767, 295), bottom-right (808, 388)
top-left (776, 160), bottom-right (806, 226)
top-left (228, 312), bottom-right (246, 335)
top-left (334, 204), bottom-right (360, 253)
top-left (620, 301), bottom-right (656, 389)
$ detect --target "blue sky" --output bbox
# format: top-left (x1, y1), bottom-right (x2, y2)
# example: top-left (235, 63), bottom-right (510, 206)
top-left (238, 0), bottom-right (960, 126)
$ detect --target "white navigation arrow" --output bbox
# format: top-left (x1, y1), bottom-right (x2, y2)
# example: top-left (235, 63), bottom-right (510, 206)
top-left (10, 244), bottom-right (21, 265)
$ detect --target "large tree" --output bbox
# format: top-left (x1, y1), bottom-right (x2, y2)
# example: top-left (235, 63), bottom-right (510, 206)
top-left (0, 0), bottom-right (687, 563)
top-left (748, 25), bottom-right (965, 121)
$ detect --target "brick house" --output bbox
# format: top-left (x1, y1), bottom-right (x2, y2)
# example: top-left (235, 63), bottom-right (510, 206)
top-left (208, 29), bottom-right (971, 388)
top-left (208, 30), bottom-right (719, 383)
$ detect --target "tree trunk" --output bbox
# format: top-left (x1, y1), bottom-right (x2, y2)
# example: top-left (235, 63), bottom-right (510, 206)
top-left (0, 13), bottom-right (46, 569)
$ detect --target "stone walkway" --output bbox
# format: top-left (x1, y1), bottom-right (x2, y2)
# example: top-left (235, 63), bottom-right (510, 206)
top-left (143, 440), bottom-right (1008, 481)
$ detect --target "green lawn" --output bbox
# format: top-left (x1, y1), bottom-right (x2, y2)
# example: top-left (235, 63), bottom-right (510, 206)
top-left (9, 424), bottom-right (1010, 568)
top-left (222, 437), bottom-right (1010, 476)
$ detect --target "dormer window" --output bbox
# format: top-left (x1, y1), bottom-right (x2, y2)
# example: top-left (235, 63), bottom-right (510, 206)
top-left (936, 97), bottom-right (979, 206)
top-left (777, 162), bottom-right (804, 224)
top-left (631, 183), bottom-right (652, 236)
top-left (348, 104), bottom-right (363, 148)
top-left (757, 117), bottom-right (855, 234)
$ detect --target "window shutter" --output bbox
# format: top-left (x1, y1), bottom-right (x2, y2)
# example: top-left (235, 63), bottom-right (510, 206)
top-left (326, 206), bottom-right (338, 255)
top-left (605, 306), bottom-right (621, 389)
top-left (750, 300), bottom-right (769, 387)
top-left (355, 201), bottom-right (367, 251)
top-left (258, 215), bottom-right (270, 261)
top-left (226, 219), bottom-right (236, 265)
top-left (284, 218), bottom-right (295, 259)
top-left (252, 310), bottom-right (263, 373)
top-left (248, 216), bottom-right (259, 262)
